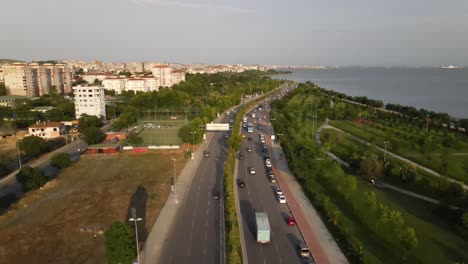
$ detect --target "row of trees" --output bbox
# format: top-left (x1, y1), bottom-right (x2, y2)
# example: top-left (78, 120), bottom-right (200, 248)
top-left (271, 88), bottom-right (420, 263)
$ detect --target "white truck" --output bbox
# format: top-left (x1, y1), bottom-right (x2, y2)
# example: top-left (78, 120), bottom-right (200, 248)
top-left (255, 212), bottom-right (271, 243)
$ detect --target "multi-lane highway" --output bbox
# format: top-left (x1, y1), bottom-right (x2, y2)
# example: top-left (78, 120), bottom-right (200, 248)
top-left (237, 97), bottom-right (309, 264)
top-left (158, 114), bottom-right (234, 264)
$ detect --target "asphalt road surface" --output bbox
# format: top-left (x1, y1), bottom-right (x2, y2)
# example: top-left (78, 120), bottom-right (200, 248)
top-left (237, 103), bottom-right (307, 264)
top-left (158, 114), bottom-right (233, 264)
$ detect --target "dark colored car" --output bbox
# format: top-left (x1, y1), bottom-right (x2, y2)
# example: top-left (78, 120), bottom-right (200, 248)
top-left (203, 150), bottom-right (211, 157)
top-left (248, 137), bottom-right (253, 141)
top-left (247, 147), bottom-right (252, 152)
top-left (262, 146), bottom-right (268, 153)
top-left (239, 153), bottom-right (245, 160)
top-left (237, 179), bottom-right (245, 188)
top-left (212, 191), bottom-right (220, 200)
top-left (287, 216), bottom-right (296, 226)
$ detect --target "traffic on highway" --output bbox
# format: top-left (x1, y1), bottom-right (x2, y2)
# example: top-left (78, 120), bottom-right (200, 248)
top-left (236, 85), bottom-right (314, 264)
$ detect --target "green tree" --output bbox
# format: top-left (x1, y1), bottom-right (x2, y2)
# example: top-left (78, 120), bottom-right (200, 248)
top-left (83, 127), bottom-right (105, 145)
top-left (360, 155), bottom-right (383, 182)
top-left (400, 162), bottom-right (417, 182)
top-left (461, 212), bottom-right (468, 230)
top-left (16, 166), bottom-right (48, 192)
top-left (78, 114), bottom-right (103, 132)
top-left (0, 83), bottom-right (8, 95)
top-left (50, 152), bottom-right (72, 169)
top-left (398, 227), bottom-right (418, 261)
top-left (127, 134), bottom-right (143, 145)
top-left (49, 85), bottom-right (58, 95)
top-left (104, 221), bottom-right (136, 264)
top-left (19, 136), bottom-right (47, 157)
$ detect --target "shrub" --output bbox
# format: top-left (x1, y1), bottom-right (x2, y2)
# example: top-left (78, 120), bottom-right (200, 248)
top-left (19, 136), bottom-right (47, 157)
top-left (104, 221), bottom-right (136, 264)
top-left (50, 152), bottom-right (72, 169)
top-left (83, 127), bottom-right (106, 145)
top-left (16, 166), bottom-right (48, 192)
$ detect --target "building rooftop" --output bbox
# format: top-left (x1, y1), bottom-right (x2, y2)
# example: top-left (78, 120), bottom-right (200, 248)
top-left (29, 121), bottom-right (62, 128)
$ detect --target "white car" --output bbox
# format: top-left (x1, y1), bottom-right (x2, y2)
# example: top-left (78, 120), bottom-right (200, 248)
top-left (265, 159), bottom-right (272, 168)
top-left (277, 194), bottom-right (286, 204)
top-left (274, 186), bottom-right (283, 195)
top-left (249, 167), bottom-right (256, 175)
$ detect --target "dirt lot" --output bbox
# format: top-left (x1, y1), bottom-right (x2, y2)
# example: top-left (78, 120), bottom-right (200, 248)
top-left (0, 151), bottom-right (185, 264)
top-left (0, 131), bottom-right (28, 178)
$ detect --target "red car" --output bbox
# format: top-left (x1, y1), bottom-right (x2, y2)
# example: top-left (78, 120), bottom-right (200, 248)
top-left (287, 216), bottom-right (296, 226)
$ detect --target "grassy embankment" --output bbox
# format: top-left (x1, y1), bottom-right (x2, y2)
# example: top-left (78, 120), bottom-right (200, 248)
top-left (275, 92), bottom-right (468, 263)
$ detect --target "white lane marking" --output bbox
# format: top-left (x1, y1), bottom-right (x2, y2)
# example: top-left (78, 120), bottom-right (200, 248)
top-left (187, 247), bottom-right (191, 256)
top-left (190, 231), bottom-right (193, 241)
top-left (203, 247), bottom-right (207, 256)
top-left (192, 219), bottom-right (195, 228)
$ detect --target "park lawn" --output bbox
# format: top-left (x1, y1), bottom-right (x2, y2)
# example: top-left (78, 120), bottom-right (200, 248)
top-left (0, 151), bottom-right (186, 264)
top-left (138, 127), bottom-right (181, 146)
top-left (330, 120), bottom-right (468, 183)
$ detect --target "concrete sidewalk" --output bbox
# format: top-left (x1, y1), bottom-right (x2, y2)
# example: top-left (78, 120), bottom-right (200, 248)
top-left (269, 140), bottom-right (348, 264)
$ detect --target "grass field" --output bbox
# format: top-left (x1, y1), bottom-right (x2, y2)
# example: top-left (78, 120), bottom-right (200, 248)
top-left (0, 152), bottom-right (186, 264)
top-left (330, 120), bottom-right (468, 183)
top-left (138, 127), bottom-right (181, 146)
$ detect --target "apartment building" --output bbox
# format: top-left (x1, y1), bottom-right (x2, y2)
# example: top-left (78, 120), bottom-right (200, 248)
top-left (151, 65), bottom-right (185, 87)
top-left (102, 77), bottom-right (126, 94)
top-left (2, 63), bottom-right (37, 97)
top-left (3, 63), bottom-right (72, 96)
top-left (0, 67), bottom-right (4, 82)
top-left (82, 73), bottom-right (111, 83)
top-left (124, 78), bottom-right (146, 93)
top-left (28, 121), bottom-right (64, 139)
top-left (73, 85), bottom-right (106, 119)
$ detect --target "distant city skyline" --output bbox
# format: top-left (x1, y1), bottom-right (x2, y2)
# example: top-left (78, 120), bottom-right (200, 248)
top-left (1, 0), bottom-right (467, 67)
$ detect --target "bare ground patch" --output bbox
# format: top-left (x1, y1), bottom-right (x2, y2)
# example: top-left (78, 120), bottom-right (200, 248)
top-left (0, 151), bottom-right (186, 264)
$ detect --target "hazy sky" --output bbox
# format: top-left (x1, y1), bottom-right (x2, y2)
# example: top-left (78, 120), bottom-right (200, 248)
top-left (1, 0), bottom-right (467, 66)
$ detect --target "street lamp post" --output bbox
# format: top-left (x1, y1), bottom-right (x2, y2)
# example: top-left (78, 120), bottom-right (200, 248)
top-left (190, 131), bottom-right (197, 159)
top-left (171, 158), bottom-right (178, 203)
top-left (384, 141), bottom-right (390, 162)
top-left (277, 133), bottom-right (283, 145)
top-left (129, 208), bottom-right (142, 264)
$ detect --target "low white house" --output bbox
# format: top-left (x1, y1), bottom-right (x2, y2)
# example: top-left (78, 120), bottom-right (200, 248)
top-left (28, 121), bottom-right (64, 139)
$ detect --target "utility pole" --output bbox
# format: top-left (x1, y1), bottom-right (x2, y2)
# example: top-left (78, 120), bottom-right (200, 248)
top-left (16, 140), bottom-right (22, 169)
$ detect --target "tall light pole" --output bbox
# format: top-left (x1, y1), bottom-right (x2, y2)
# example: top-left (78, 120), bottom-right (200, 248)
top-left (189, 131), bottom-right (197, 157)
top-left (129, 208), bottom-right (142, 264)
top-left (277, 133), bottom-right (283, 145)
top-left (384, 141), bottom-right (390, 162)
top-left (171, 158), bottom-right (178, 203)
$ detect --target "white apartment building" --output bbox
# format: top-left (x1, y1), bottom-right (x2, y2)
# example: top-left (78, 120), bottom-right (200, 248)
top-left (82, 73), bottom-right (110, 83)
top-left (171, 70), bottom-right (185, 85)
top-left (103, 78), bottom-right (126, 94)
top-left (152, 66), bottom-right (172, 87)
top-left (28, 121), bottom-right (64, 139)
top-left (124, 78), bottom-right (147, 93)
top-left (73, 85), bottom-right (106, 119)
top-left (0, 67), bottom-right (4, 82)
top-left (141, 77), bottom-right (159, 92)
top-left (2, 63), bottom-right (37, 97)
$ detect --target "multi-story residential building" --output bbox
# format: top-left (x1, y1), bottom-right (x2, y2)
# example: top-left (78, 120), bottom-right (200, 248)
top-left (151, 65), bottom-right (172, 87)
top-left (124, 78), bottom-right (147, 93)
top-left (30, 63), bottom-right (52, 96)
top-left (73, 85), bottom-right (106, 119)
top-left (2, 63), bottom-right (37, 97)
top-left (57, 63), bottom-right (73, 94)
top-left (102, 77), bottom-right (126, 94)
top-left (171, 70), bottom-right (185, 86)
top-left (82, 73), bottom-right (111, 84)
top-left (28, 121), bottom-right (64, 139)
top-left (0, 67), bottom-right (4, 82)
top-left (142, 77), bottom-right (159, 92)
